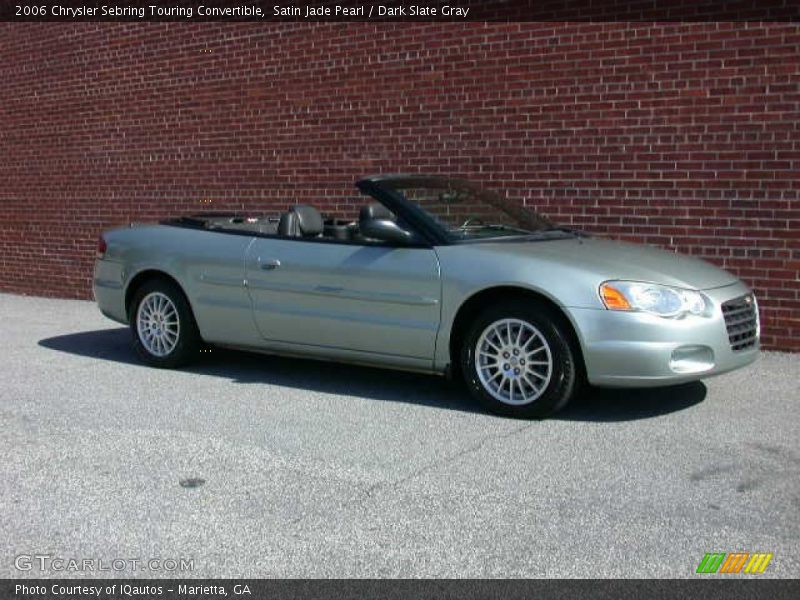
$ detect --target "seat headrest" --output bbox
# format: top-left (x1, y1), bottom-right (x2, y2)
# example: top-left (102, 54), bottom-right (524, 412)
top-left (359, 203), bottom-right (394, 223)
top-left (287, 204), bottom-right (323, 237)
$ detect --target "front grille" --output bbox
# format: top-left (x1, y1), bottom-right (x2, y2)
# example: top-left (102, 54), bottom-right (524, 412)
top-left (721, 294), bottom-right (759, 351)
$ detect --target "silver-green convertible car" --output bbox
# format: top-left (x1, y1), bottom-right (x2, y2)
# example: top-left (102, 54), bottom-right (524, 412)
top-left (94, 175), bottom-right (759, 418)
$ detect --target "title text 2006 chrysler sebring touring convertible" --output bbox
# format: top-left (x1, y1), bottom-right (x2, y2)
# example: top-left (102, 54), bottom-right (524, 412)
top-left (94, 175), bottom-right (759, 418)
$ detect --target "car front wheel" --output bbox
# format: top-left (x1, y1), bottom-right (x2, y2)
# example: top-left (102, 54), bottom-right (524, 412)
top-left (460, 301), bottom-right (579, 418)
top-left (129, 279), bottom-right (200, 368)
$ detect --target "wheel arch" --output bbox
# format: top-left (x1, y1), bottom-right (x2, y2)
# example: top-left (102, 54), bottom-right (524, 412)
top-left (447, 285), bottom-right (586, 379)
top-left (124, 269), bottom-right (193, 320)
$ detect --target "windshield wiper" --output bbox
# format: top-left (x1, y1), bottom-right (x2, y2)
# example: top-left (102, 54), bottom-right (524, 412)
top-left (477, 224), bottom-right (514, 231)
top-left (538, 226), bottom-right (590, 238)
top-left (459, 223), bottom-right (530, 234)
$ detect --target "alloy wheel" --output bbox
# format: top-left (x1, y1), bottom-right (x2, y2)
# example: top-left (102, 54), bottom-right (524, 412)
top-left (136, 291), bottom-right (181, 357)
top-left (474, 318), bottom-right (553, 405)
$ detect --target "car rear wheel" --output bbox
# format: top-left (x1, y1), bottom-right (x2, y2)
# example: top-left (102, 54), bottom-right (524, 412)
top-left (460, 301), bottom-right (579, 418)
top-left (129, 279), bottom-right (200, 368)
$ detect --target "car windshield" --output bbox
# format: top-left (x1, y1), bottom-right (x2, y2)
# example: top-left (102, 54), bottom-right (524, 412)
top-left (377, 177), bottom-right (556, 241)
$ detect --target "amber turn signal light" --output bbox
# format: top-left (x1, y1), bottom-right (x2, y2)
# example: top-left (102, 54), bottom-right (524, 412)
top-left (600, 283), bottom-right (632, 311)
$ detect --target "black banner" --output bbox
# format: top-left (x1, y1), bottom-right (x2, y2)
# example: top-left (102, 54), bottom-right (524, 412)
top-left (3, 0), bottom-right (799, 22)
top-left (3, 580), bottom-right (800, 600)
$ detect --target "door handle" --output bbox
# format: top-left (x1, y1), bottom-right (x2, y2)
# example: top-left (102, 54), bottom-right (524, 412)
top-left (260, 259), bottom-right (281, 270)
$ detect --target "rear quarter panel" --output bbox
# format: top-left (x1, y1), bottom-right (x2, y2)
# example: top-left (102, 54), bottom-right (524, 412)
top-left (102, 225), bottom-right (260, 346)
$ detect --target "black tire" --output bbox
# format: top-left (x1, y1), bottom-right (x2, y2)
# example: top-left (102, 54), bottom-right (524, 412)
top-left (460, 301), bottom-right (579, 419)
top-left (128, 278), bottom-right (200, 368)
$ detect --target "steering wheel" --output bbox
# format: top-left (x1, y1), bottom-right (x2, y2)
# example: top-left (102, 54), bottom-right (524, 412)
top-left (460, 216), bottom-right (485, 228)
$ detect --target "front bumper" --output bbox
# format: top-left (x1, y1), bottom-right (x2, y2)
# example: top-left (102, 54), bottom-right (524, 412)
top-left (568, 280), bottom-right (760, 388)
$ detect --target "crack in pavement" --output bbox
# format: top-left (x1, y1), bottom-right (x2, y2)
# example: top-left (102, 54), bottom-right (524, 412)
top-left (362, 422), bottom-right (535, 498)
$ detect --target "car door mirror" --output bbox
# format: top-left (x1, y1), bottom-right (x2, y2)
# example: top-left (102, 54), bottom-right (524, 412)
top-left (360, 218), bottom-right (417, 245)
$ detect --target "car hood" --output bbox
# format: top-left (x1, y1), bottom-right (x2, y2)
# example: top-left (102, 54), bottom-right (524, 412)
top-left (480, 236), bottom-right (739, 290)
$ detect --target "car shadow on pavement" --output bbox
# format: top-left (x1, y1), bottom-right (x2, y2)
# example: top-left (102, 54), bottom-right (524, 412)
top-left (39, 328), bottom-right (706, 422)
top-left (38, 328), bottom-right (478, 414)
top-left (557, 381), bottom-right (707, 422)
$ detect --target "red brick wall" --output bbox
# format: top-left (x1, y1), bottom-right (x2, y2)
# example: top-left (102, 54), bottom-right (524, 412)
top-left (1, 22), bottom-right (798, 349)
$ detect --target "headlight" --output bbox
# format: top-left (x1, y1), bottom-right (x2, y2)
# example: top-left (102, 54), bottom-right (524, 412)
top-left (599, 281), bottom-right (708, 318)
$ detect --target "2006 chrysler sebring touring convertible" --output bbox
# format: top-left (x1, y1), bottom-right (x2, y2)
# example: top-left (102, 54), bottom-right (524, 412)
top-left (94, 175), bottom-right (759, 418)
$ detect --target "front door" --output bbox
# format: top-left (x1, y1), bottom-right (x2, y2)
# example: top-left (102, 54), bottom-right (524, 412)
top-left (244, 238), bottom-right (441, 361)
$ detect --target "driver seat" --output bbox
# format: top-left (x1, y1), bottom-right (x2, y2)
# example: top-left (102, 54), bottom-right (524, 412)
top-left (359, 203), bottom-right (395, 224)
top-left (355, 203), bottom-right (396, 243)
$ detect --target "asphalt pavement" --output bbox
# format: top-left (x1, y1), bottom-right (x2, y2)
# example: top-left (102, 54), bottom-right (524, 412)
top-left (1, 292), bottom-right (798, 578)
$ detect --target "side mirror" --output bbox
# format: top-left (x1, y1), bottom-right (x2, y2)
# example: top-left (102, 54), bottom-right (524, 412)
top-left (359, 218), bottom-right (417, 245)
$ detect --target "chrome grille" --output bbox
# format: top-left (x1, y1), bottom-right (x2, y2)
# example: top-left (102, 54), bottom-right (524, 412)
top-left (721, 294), bottom-right (758, 351)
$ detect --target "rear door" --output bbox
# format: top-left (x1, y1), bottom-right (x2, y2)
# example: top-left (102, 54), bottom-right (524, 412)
top-left (244, 238), bottom-right (441, 360)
